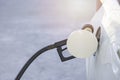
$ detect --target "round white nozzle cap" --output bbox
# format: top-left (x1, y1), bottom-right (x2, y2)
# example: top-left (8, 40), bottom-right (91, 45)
top-left (67, 30), bottom-right (98, 58)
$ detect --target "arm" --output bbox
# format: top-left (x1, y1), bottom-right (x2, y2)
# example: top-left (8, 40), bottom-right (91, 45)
top-left (96, 0), bottom-right (102, 11)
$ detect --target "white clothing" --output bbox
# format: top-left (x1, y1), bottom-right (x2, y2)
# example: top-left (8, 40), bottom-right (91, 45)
top-left (86, 0), bottom-right (120, 80)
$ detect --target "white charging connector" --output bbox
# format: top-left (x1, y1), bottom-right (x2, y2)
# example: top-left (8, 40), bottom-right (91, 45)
top-left (67, 30), bottom-right (98, 58)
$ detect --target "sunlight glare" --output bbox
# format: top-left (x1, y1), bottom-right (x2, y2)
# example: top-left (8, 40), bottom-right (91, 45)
top-left (65, 0), bottom-right (96, 22)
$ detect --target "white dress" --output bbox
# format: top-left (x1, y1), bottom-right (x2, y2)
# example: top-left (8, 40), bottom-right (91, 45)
top-left (86, 0), bottom-right (120, 80)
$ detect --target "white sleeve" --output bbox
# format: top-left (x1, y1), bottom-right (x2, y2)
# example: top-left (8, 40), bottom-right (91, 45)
top-left (102, 0), bottom-right (120, 46)
top-left (101, 0), bottom-right (120, 79)
top-left (86, 2), bottom-right (120, 79)
top-left (102, 0), bottom-right (120, 23)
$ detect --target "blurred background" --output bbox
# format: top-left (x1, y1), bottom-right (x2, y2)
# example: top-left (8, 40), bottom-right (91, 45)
top-left (0, 0), bottom-right (96, 80)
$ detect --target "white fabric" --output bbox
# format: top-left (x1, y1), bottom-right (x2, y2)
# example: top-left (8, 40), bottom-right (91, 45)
top-left (86, 0), bottom-right (120, 80)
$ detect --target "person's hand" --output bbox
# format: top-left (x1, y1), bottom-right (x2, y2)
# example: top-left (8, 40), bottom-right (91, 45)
top-left (96, 0), bottom-right (102, 11)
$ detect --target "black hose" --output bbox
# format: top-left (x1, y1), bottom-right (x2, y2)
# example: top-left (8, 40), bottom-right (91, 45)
top-left (15, 44), bottom-right (56, 80)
